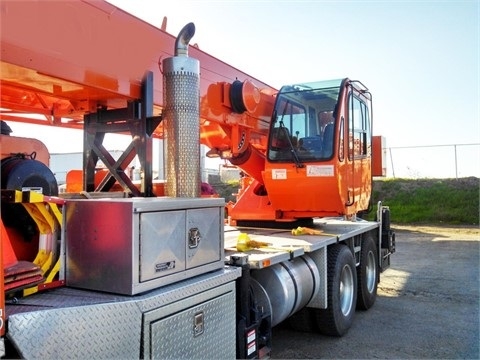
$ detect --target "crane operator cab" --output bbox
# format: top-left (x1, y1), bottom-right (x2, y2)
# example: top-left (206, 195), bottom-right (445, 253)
top-left (263, 78), bottom-right (374, 220)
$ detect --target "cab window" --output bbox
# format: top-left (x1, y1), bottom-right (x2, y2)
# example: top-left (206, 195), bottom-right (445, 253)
top-left (348, 95), bottom-right (371, 159)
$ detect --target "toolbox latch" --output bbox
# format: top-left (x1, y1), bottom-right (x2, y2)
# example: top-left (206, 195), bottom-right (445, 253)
top-left (193, 311), bottom-right (204, 337)
top-left (188, 228), bottom-right (201, 249)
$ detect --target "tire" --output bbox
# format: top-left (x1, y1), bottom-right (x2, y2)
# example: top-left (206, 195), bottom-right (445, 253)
top-left (356, 233), bottom-right (379, 310)
top-left (315, 244), bottom-right (357, 336)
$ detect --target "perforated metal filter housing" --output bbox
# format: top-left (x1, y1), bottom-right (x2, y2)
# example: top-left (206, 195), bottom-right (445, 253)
top-left (162, 55), bottom-right (200, 197)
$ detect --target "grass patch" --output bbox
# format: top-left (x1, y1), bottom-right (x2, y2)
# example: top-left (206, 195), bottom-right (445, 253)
top-left (371, 177), bottom-right (479, 225)
top-left (211, 176), bottom-right (479, 226)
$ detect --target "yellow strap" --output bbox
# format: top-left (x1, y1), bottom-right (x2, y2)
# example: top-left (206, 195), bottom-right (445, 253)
top-left (46, 258), bottom-right (61, 283)
top-left (22, 203), bottom-right (54, 234)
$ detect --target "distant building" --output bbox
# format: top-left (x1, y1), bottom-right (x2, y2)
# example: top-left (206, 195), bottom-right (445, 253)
top-left (50, 150), bottom-right (135, 185)
top-left (50, 145), bottom-right (226, 187)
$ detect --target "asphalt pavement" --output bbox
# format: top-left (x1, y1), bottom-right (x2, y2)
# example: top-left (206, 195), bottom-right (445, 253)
top-left (271, 225), bottom-right (480, 359)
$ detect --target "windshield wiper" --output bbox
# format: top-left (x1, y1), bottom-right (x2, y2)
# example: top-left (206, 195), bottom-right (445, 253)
top-left (279, 121), bottom-right (304, 168)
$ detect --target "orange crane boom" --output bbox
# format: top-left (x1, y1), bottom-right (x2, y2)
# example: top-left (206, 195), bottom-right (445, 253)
top-left (0, 0), bottom-right (275, 153)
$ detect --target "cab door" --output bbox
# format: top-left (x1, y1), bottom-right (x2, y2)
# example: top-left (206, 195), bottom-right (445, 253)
top-left (345, 89), bottom-right (372, 214)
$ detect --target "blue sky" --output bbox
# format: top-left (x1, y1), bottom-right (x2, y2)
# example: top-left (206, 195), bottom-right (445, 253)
top-left (10, 0), bottom-right (480, 177)
top-left (105, 0), bottom-right (479, 145)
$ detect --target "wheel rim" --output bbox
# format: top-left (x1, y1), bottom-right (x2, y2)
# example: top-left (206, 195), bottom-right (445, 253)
top-left (366, 250), bottom-right (376, 293)
top-left (339, 264), bottom-right (354, 316)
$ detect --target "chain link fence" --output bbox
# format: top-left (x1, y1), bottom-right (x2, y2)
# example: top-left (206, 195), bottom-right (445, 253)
top-left (202, 143), bottom-right (480, 181)
top-left (387, 143), bottom-right (480, 179)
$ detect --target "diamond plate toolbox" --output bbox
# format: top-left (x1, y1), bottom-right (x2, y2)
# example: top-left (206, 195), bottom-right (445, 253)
top-left (64, 197), bottom-right (225, 295)
top-left (143, 282), bottom-right (236, 359)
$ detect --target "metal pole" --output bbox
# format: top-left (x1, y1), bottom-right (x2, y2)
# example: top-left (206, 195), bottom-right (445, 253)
top-left (454, 144), bottom-right (458, 180)
top-left (389, 147), bottom-right (395, 178)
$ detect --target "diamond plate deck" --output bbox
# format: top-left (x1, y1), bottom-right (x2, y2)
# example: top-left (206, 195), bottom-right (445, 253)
top-left (6, 267), bottom-right (241, 359)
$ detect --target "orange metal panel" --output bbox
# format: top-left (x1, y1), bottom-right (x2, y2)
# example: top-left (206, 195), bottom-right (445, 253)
top-left (1, 220), bottom-right (18, 269)
top-left (65, 169), bottom-right (166, 196)
top-left (0, 134), bottom-right (50, 165)
top-left (263, 161), bottom-right (345, 218)
top-left (372, 136), bottom-right (386, 177)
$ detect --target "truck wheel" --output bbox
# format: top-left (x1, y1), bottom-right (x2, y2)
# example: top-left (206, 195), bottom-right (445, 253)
top-left (356, 233), bottom-right (378, 310)
top-left (315, 244), bottom-right (357, 336)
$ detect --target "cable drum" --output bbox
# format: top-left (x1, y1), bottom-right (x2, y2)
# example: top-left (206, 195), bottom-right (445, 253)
top-left (1, 156), bottom-right (58, 196)
top-left (1, 156), bottom-right (58, 241)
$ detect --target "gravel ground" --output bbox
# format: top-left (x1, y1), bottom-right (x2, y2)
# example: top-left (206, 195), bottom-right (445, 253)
top-left (270, 225), bottom-right (480, 359)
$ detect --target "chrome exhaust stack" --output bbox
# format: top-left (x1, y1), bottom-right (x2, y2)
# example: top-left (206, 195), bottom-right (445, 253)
top-left (162, 23), bottom-right (200, 197)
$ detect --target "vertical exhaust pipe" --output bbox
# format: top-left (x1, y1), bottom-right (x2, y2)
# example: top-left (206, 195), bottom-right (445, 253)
top-left (162, 23), bottom-right (200, 197)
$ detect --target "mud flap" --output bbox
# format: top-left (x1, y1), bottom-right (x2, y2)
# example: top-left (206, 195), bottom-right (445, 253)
top-left (380, 206), bottom-right (395, 271)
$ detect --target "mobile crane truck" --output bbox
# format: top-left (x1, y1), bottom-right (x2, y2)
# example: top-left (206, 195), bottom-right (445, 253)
top-left (0, 1), bottom-right (395, 358)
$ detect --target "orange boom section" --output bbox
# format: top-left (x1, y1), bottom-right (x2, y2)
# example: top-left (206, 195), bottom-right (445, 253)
top-left (0, 0), bottom-right (276, 164)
